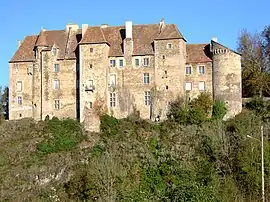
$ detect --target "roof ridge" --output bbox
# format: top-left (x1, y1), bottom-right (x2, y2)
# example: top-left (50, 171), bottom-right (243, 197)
top-left (211, 40), bottom-right (241, 55)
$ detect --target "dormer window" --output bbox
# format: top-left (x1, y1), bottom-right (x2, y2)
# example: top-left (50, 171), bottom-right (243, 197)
top-left (110, 59), bottom-right (116, 67)
top-left (143, 58), bottom-right (150, 67)
top-left (119, 59), bottom-right (124, 67)
top-left (52, 47), bottom-right (57, 56)
top-left (167, 43), bottom-right (172, 49)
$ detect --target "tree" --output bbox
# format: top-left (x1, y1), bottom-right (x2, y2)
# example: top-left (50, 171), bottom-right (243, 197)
top-left (237, 28), bottom-right (270, 97)
top-left (0, 86), bottom-right (9, 119)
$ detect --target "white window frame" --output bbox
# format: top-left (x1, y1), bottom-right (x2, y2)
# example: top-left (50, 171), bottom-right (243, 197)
top-left (54, 99), bottom-right (60, 110)
top-left (185, 82), bottom-right (192, 91)
top-left (17, 96), bottom-right (22, 106)
top-left (52, 47), bottom-right (57, 56)
top-left (110, 92), bottom-right (116, 107)
top-left (143, 73), bottom-right (150, 84)
top-left (198, 65), bottom-right (205, 75)
top-left (199, 81), bottom-right (205, 91)
top-left (143, 57), bottom-right (150, 67)
top-left (110, 59), bottom-right (116, 67)
top-left (134, 58), bottom-right (140, 67)
top-left (119, 59), bottom-right (124, 67)
top-left (186, 66), bottom-right (192, 75)
top-left (110, 74), bottom-right (116, 86)
top-left (88, 80), bottom-right (94, 87)
top-left (144, 91), bottom-right (151, 106)
top-left (53, 80), bottom-right (60, 90)
top-left (54, 64), bottom-right (59, 72)
top-left (16, 81), bottom-right (22, 92)
top-left (167, 43), bottom-right (173, 49)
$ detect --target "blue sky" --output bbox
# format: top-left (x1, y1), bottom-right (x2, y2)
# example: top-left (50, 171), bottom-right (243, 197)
top-left (0, 0), bottom-right (269, 87)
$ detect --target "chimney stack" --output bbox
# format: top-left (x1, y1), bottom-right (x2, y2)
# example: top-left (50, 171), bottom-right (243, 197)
top-left (66, 23), bottom-right (79, 32)
top-left (125, 21), bottom-right (132, 39)
top-left (101, 24), bottom-right (109, 28)
top-left (82, 24), bottom-right (88, 37)
top-left (212, 37), bottom-right (218, 42)
top-left (18, 40), bottom-right (22, 49)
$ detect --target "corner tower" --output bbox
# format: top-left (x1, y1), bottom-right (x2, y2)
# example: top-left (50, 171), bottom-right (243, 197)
top-left (211, 40), bottom-right (242, 119)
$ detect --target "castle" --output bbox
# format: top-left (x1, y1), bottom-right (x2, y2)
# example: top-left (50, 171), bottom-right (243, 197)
top-left (9, 20), bottom-right (242, 131)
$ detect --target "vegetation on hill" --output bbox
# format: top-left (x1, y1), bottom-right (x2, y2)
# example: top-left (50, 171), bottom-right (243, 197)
top-left (1, 93), bottom-right (270, 201)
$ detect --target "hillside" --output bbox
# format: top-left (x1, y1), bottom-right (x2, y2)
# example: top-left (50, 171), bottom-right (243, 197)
top-left (0, 107), bottom-right (270, 201)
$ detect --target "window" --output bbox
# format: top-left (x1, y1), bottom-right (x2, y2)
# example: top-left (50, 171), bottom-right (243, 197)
top-left (27, 65), bottom-right (33, 75)
top-left (54, 64), bottom-right (59, 72)
top-left (135, 58), bottom-right (140, 66)
top-left (164, 70), bottom-right (168, 78)
top-left (144, 91), bottom-right (151, 106)
top-left (162, 55), bottom-right (166, 59)
top-left (17, 96), bottom-right (22, 106)
top-left (143, 58), bottom-right (150, 66)
top-left (167, 43), bottom-right (172, 49)
top-left (53, 80), bottom-right (60, 89)
top-left (90, 48), bottom-right (94, 53)
top-left (165, 85), bottom-right (169, 90)
top-left (110, 74), bottom-right (116, 86)
top-left (17, 81), bottom-right (22, 92)
top-left (14, 64), bottom-right (19, 73)
top-left (185, 82), bottom-right (192, 91)
top-left (110, 92), bottom-right (116, 107)
top-left (54, 100), bottom-right (60, 110)
top-left (143, 73), bottom-right (150, 84)
top-left (199, 81), bottom-right (205, 91)
top-left (89, 101), bottom-right (93, 108)
top-left (186, 66), bottom-right (192, 75)
top-left (119, 59), bottom-right (124, 67)
top-left (89, 64), bottom-right (93, 69)
top-left (199, 66), bottom-right (205, 75)
top-left (110, 59), bottom-right (116, 67)
top-left (76, 80), bottom-right (79, 88)
top-left (88, 80), bottom-right (93, 86)
top-left (52, 47), bottom-right (57, 56)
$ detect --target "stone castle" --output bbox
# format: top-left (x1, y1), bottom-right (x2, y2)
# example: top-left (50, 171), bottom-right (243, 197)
top-left (9, 19), bottom-right (242, 131)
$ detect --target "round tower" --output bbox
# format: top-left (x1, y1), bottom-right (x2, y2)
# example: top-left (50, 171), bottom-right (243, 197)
top-left (211, 40), bottom-right (242, 119)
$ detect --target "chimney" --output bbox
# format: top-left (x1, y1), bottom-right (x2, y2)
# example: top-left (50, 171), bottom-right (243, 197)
top-left (212, 37), bottom-right (218, 42)
top-left (125, 21), bottom-right (132, 39)
top-left (100, 24), bottom-right (109, 28)
top-left (66, 23), bottom-right (79, 32)
top-left (18, 40), bottom-right (22, 49)
top-left (159, 18), bottom-right (165, 33)
top-left (82, 24), bottom-right (88, 37)
top-left (124, 21), bottom-right (133, 65)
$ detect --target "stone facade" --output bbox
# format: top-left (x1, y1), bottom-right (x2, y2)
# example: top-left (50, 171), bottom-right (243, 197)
top-left (9, 20), bottom-right (242, 131)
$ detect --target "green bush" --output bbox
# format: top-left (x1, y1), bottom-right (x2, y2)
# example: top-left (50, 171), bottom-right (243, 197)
top-left (245, 96), bottom-right (267, 114)
top-left (212, 100), bottom-right (227, 120)
top-left (100, 114), bottom-right (119, 136)
top-left (37, 118), bottom-right (85, 154)
top-left (168, 93), bottom-right (212, 125)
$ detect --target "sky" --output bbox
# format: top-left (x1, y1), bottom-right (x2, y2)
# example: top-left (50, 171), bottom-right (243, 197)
top-left (0, 0), bottom-right (269, 87)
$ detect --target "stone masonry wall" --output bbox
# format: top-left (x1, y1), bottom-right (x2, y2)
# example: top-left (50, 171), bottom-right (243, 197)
top-left (153, 39), bottom-right (186, 120)
top-left (41, 50), bottom-right (76, 120)
top-left (107, 55), bottom-right (155, 120)
top-left (9, 62), bottom-right (33, 120)
top-left (79, 43), bottom-right (110, 132)
top-left (185, 61), bottom-right (213, 99)
top-left (212, 50), bottom-right (242, 119)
